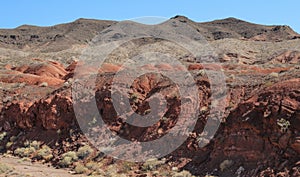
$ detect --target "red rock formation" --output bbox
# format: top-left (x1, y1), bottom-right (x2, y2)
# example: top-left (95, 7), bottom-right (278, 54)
top-left (0, 60), bottom-right (299, 176)
top-left (271, 50), bottom-right (300, 64)
top-left (0, 70), bottom-right (64, 86)
top-left (12, 61), bottom-right (67, 79)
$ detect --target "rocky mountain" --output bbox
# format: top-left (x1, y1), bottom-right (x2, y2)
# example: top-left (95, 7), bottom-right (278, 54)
top-left (1, 16), bottom-right (299, 51)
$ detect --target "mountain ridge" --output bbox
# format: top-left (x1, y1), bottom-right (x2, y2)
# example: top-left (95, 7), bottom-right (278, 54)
top-left (0, 16), bottom-right (299, 52)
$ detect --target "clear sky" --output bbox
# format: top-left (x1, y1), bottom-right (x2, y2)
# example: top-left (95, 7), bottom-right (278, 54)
top-left (1, 0), bottom-right (299, 33)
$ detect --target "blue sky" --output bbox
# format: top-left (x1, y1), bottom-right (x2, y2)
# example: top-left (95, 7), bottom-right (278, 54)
top-left (1, 1), bottom-right (299, 33)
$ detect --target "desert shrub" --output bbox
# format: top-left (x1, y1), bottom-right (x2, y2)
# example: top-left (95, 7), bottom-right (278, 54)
top-left (264, 81), bottom-right (274, 87)
top-left (141, 158), bottom-right (166, 171)
top-left (63, 151), bottom-right (78, 160)
top-left (161, 117), bottom-right (168, 122)
top-left (29, 140), bottom-right (41, 150)
top-left (36, 145), bottom-right (53, 161)
top-left (23, 140), bottom-right (41, 150)
top-left (120, 161), bottom-right (136, 173)
top-left (198, 70), bottom-right (206, 76)
top-left (59, 151), bottom-right (78, 167)
top-left (74, 163), bottom-right (89, 174)
top-left (77, 145), bottom-right (93, 159)
top-left (88, 117), bottom-right (98, 126)
top-left (5, 142), bottom-right (13, 149)
top-left (0, 163), bottom-right (13, 174)
top-left (0, 132), bottom-right (7, 141)
top-left (220, 159), bottom-right (233, 171)
top-left (85, 161), bottom-right (99, 171)
top-left (277, 118), bottom-right (290, 132)
top-left (9, 136), bottom-right (17, 142)
top-left (23, 140), bottom-right (30, 147)
top-left (14, 147), bottom-right (36, 157)
top-left (60, 156), bottom-right (73, 167)
top-left (14, 140), bottom-right (43, 158)
top-left (130, 93), bottom-right (139, 103)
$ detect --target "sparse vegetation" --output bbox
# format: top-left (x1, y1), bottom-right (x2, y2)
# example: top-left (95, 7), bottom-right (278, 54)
top-left (14, 147), bottom-right (35, 158)
top-left (9, 136), bottom-right (17, 142)
top-left (85, 161), bottom-right (99, 171)
top-left (74, 163), bottom-right (89, 174)
top-left (0, 163), bottom-right (13, 174)
top-left (5, 142), bottom-right (13, 149)
top-left (220, 159), bottom-right (233, 171)
top-left (0, 16), bottom-right (299, 177)
top-left (130, 92), bottom-right (139, 103)
top-left (141, 158), bottom-right (166, 171)
top-left (14, 140), bottom-right (44, 158)
top-left (88, 117), bottom-right (98, 126)
top-left (120, 161), bottom-right (136, 173)
top-left (59, 151), bottom-right (78, 167)
top-left (0, 132), bottom-right (7, 141)
top-left (277, 118), bottom-right (291, 132)
top-left (264, 81), bottom-right (274, 87)
top-left (77, 145), bottom-right (94, 159)
top-left (36, 145), bottom-right (53, 161)
top-left (28, 140), bottom-right (41, 150)
top-left (161, 116), bottom-right (168, 122)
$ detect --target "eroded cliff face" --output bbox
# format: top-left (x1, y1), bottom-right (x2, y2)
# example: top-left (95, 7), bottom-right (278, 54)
top-left (0, 58), bottom-right (299, 176)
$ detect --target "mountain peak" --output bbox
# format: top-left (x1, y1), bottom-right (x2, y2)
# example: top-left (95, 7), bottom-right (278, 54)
top-left (171, 15), bottom-right (191, 22)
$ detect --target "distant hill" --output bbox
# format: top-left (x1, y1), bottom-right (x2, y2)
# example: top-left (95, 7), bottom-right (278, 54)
top-left (0, 18), bottom-right (116, 52)
top-left (0, 16), bottom-right (299, 52)
top-left (172, 15), bottom-right (300, 41)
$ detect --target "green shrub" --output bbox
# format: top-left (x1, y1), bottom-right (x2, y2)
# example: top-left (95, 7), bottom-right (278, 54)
top-left (88, 117), bottom-right (97, 126)
top-left (130, 93), bottom-right (139, 103)
top-left (29, 140), bottom-right (41, 150)
top-left (14, 147), bottom-right (36, 157)
top-left (0, 132), bottom-right (7, 141)
top-left (59, 151), bottom-right (78, 167)
top-left (277, 118), bottom-right (290, 132)
top-left (24, 140), bottom-right (30, 147)
top-left (36, 145), bottom-right (53, 161)
top-left (77, 145), bottom-right (93, 159)
top-left (60, 156), bottom-right (73, 167)
top-left (5, 142), bottom-right (13, 149)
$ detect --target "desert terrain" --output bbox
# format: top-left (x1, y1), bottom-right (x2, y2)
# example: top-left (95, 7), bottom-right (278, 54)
top-left (0, 16), bottom-right (299, 176)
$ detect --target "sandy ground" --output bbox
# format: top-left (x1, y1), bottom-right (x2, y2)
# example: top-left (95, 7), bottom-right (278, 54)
top-left (0, 155), bottom-right (83, 177)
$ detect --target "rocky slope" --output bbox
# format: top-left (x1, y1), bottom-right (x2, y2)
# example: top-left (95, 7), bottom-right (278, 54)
top-left (0, 16), bottom-right (299, 176)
